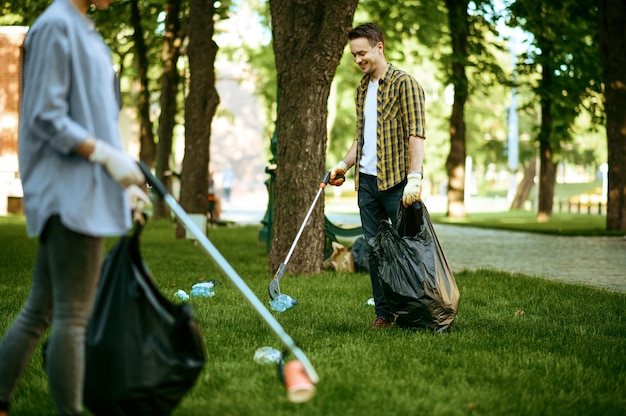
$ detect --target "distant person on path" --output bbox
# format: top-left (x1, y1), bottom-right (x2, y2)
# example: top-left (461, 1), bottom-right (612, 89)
top-left (208, 172), bottom-right (222, 221)
top-left (0, 0), bottom-right (147, 415)
top-left (329, 22), bottom-right (426, 329)
top-left (222, 165), bottom-right (235, 205)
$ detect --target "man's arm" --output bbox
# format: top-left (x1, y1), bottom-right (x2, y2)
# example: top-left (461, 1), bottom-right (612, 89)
top-left (408, 135), bottom-right (425, 175)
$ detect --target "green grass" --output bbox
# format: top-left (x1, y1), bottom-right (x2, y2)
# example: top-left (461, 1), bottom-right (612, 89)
top-left (0, 216), bottom-right (625, 416)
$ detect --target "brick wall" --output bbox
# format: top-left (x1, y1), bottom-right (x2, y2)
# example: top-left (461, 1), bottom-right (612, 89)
top-left (0, 26), bottom-right (28, 214)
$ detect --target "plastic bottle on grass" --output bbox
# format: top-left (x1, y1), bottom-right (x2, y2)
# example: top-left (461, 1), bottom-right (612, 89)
top-left (270, 294), bottom-right (298, 312)
top-left (175, 289), bottom-right (189, 301)
top-left (253, 347), bottom-right (282, 365)
top-left (362, 297), bottom-right (375, 306)
top-left (190, 282), bottom-right (215, 298)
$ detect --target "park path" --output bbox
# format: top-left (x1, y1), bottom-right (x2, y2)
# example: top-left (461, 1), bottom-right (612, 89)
top-left (432, 225), bottom-right (626, 293)
top-left (221, 203), bottom-right (626, 293)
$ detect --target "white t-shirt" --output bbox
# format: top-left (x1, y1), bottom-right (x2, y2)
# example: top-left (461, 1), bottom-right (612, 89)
top-left (359, 80), bottom-right (378, 175)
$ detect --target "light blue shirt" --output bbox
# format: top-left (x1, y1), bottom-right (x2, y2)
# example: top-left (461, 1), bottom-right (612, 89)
top-left (19, 0), bottom-right (131, 237)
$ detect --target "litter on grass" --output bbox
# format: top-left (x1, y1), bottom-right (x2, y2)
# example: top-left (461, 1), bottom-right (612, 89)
top-left (363, 298), bottom-right (376, 306)
top-left (175, 289), bottom-right (189, 301)
top-left (270, 293), bottom-right (298, 312)
top-left (190, 281), bottom-right (216, 298)
top-left (253, 346), bottom-right (282, 365)
top-left (175, 280), bottom-right (220, 300)
top-left (362, 297), bottom-right (375, 306)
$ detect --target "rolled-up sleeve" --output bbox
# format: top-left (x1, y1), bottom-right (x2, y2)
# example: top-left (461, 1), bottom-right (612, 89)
top-left (400, 76), bottom-right (426, 139)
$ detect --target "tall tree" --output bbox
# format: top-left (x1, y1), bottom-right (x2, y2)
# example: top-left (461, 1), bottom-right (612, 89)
top-left (598, 0), bottom-right (626, 231)
top-left (509, 0), bottom-right (603, 221)
top-left (269, 0), bottom-right (358, 274)
top-left (176, 0), bottom-right (220, 238)
top-left (444, 0), bottom-right (470, 218)
top-left (130, 0), bottom-right (157, 167)
top-left (154, 0), bottom-right (186, 219)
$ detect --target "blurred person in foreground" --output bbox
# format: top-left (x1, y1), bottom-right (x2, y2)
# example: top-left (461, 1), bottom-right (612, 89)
top-left (0, 0), bottom-right (148, 414)
top-left (329, 22), bottom-right (426, 329)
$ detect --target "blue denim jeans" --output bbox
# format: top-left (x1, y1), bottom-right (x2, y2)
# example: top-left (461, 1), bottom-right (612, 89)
top-left (0, 216), bottom-right (103, 415)
top-left (358, 173), bottom-right (405, 320)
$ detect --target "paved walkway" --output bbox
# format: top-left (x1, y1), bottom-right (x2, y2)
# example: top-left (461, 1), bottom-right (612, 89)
top-left (433, 225), bottom-right (626, 292)
top-left (221, 206), bottom-right (626, 293)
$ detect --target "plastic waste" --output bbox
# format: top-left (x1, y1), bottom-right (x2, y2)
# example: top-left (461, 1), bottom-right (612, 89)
top-left (175, 289), bottom-right (189, 301)
top-left (362, 297), bottom-right (375, 306)
top-left (269, 294), bottom-right (298, 312)
top-left (190, 282), bottom-right (215, 298)
top-left (253, 346), bottom-right (282, 365)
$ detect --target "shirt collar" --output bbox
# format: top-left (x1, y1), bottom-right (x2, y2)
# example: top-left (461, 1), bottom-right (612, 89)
top-left (358, 63), bottom-right (395, 91)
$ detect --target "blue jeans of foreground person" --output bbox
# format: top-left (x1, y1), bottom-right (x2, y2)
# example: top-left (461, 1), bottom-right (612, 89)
top-left (358, 173), bottom-right (404, 321)
top-left (0, 216), bottom-right (103, 415)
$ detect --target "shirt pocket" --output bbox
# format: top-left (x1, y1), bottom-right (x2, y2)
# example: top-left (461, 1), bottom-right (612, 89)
top-left (380, 92), bottom-right (399, 121)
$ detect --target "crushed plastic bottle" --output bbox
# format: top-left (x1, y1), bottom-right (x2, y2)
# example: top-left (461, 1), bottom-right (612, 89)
top-left (190, 282), bottom-right (215, 298)
top-left (253, 346), bottom-right (282, 365)
top-left (175, 289), bottom-right (189, 301)
top-left (362, 297), bottom-right (375, 306)
top-left (270, 293), bottom-right (298, 312)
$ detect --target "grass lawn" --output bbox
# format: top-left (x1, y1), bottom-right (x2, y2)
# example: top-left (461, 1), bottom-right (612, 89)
top-left (0, 216), bottom-right (624, 415)
top-left (429, 211), bottom-right (623, 236)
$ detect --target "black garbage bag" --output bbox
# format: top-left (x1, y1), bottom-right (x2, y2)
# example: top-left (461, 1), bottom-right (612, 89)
top-left (351, 236), bottom-right (370, 273)
top-left (370, 202), bottom-right (459, 331)
top-left (84, 220), bottom-right (206, 415)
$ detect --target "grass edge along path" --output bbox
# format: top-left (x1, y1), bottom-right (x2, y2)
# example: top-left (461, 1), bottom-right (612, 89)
top-left (0, 216), bottom-right (624, 415)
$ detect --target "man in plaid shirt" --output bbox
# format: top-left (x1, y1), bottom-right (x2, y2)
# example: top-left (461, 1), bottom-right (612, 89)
top-left (329, 22), bottom-right (426, 329)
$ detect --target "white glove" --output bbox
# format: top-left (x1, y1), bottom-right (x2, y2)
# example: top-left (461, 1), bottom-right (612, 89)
top-left (329, 160), bottom-right (349, 186)
top-left (402, 172), bottom-right (422, 207)
top-left (89, 140), bottom-right (144, 188)
top-left (126, 185), bottom-right (151, 223)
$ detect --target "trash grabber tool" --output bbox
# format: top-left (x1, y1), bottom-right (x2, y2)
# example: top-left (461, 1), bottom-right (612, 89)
top-left (137, 162), bottom-right (319, 384)
top-left (268, 170), bottom-right (342, 300)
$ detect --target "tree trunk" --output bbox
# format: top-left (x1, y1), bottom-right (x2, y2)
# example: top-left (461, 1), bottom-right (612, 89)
top-left (598, 0), bottom-right (626, 231)
top-left (130, 0), bottom-right (156, 166)
top-left (510, 157), bottom-right (537, 210)
top-left (444, 0), bottom-right (469, 218)
top-left (536, 39), bottom-right (556, 222)
top-left (537, 136), bottom-right (556, 222)
top-left (269, 0), bottom-right (358, 275)
top-left (154, 0), bottom-right (184, 220)
top-left (177, 0), bottom-right (219, 238)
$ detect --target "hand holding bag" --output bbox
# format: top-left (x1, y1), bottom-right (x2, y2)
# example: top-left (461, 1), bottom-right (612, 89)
top-left (370, 202), bottom-right (460, 331)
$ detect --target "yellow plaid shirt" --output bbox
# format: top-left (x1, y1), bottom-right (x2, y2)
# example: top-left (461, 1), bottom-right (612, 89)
top-left (354, 63), bottom-right (426, 191)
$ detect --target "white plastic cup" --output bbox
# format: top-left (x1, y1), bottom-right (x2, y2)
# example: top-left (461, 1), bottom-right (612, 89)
top-left (283, 360), bottom-right (316, 403)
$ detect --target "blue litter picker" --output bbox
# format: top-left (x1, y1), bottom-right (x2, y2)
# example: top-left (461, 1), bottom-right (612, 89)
top-left (138, 162), bottom-right (319, 396)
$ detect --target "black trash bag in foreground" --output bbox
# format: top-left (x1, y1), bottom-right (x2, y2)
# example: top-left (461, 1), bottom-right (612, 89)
top-left (84, 220), bottom-right (206, 415)
top-left (370, 202), bottom-right (459, 331)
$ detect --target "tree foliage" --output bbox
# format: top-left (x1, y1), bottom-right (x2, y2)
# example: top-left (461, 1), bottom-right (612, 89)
top-left (2, 0), bottom-right (622, 236)
top-left (508, 0), bottom-right (603, 220)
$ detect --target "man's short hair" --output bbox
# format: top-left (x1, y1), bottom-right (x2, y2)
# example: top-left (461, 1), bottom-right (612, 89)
top-left (348, 23), bottom-right (385, 47)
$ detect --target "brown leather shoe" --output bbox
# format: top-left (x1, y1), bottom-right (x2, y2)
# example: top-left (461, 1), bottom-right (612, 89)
top-left (371, 317), bottom-right (394, 329)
